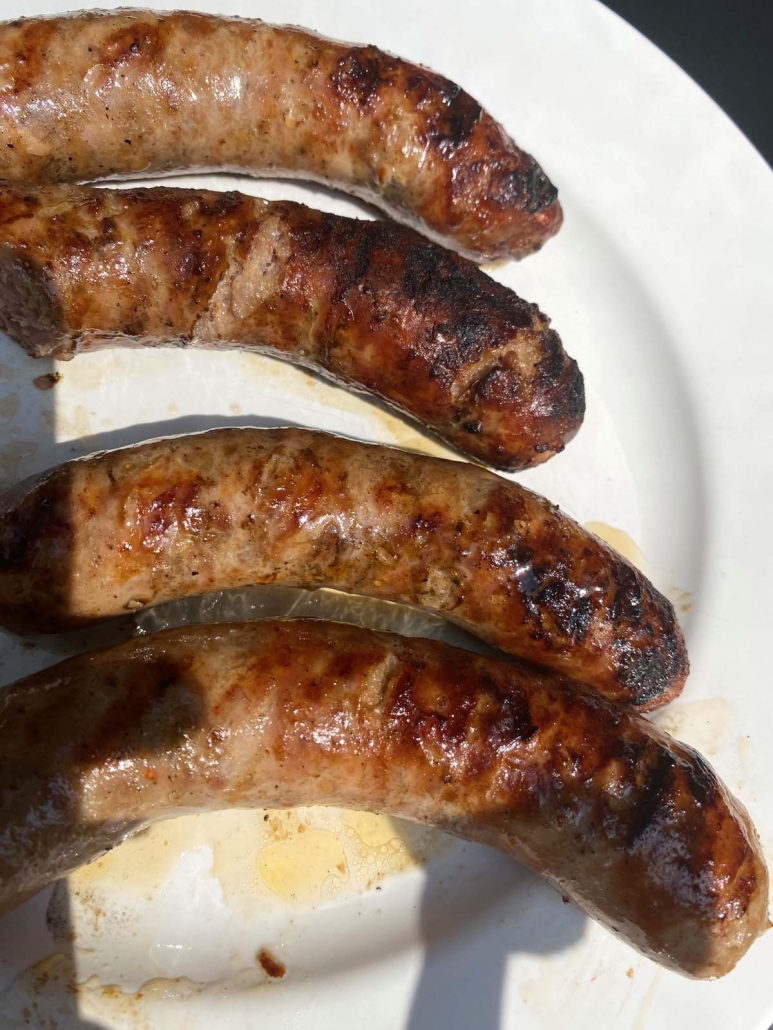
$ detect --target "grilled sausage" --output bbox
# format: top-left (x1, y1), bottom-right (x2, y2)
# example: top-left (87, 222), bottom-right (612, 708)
top-left (0, 428), bottom-right (688, 708)
top-left (0, 619), bottom-right (765, 977)
top-left (0, 10), bottom-right (562, 261)
top-left (0, 184), bottom-right (583, 471)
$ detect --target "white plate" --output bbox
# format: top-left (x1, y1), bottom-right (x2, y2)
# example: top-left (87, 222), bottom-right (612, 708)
top-left (0, 1), bottom-right (772, 1027)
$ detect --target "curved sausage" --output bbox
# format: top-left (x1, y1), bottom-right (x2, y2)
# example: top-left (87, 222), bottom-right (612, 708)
top-left (0, 428), bottom-right (688, 709)
top-left (0, 184), bottom-right (584, 471)
top-left (0, 619), bottom-right (765, 977)
top-left (0, 10), bottom-right (562, 262)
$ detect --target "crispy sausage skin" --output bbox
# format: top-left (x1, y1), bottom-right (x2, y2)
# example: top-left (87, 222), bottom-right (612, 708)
top-left (0, 428), bottom-right (688, 709)
top-left (0, 619), bottom-right (765, 977)
top-left (0, 10), bottom-right (562, 261)
top-left (0, 185), bottom-right (584, 471)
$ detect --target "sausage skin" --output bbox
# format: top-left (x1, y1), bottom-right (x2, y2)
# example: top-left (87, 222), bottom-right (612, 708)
top-left (0, 619), bottom-right (765, 977)
top-left (0, 428), bottom-right (688, 709)
top-left (0, 10), bottom-right (562, 261)
top-left (0, 184), bottom-right (584, 471)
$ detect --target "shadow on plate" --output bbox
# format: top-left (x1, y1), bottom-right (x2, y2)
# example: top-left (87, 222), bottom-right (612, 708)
top-left (405, 846), bottom-right (586, 1030)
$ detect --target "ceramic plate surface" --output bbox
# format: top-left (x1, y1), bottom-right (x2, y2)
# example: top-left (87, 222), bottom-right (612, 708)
top-left (0, 1), bottom-right (771, 1028)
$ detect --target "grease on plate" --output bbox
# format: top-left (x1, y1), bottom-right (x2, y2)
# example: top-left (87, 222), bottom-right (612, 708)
top-left (69, 806), bottom-right (447, 912)
top-left (241, 351), bottom-right (457, 461)
top-left (584, 520), bottom-right (693, 616)
top-left (48, 807), bottom-right (450, 1008)
top-left (584, 521), bottom-right (645, 569)
top-left (0, 951), bottom-right (276, 1029)
top-left (654, 698), bottom-right (735, 758)
top-left (257, 823), bottom-right (350, 903)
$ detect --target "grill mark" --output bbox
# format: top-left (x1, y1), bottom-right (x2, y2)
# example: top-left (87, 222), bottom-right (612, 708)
top-left (385, 658), bottom-right (537, 783)
top-left (627, 749), bottom-right (676, 843)
top-left (329, 47), bottom-right (399, 108)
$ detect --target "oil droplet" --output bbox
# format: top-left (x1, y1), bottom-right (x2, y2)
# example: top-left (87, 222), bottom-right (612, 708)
top-left (129, 975), bottom-right (203, 1000)
top-left (584, 521), bottom-right (645, 569)
top-left (342, 811), bottom-right (440, 885)
top-left (70, 852), bottom-right (114, 887)
top-left (257, 828), bottom-right (348, 903)
top-left (343, 811), bottom-right (405, 847)
top-left (209, 810), bottom-right (275, 900)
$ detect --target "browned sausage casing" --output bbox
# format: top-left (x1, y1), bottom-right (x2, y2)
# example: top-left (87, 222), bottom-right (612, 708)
top-left (0, 184), bottom-right (584, 471)
top-left (0, 428), bottom-right (688, 709)
top-left (0, 619), bottom-right (765, 977)
top-left (0, 10), bottom-right (563, 261)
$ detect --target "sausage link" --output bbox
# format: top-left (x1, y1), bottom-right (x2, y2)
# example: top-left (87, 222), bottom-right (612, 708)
top-left (0, 619), bottom-right (765, 977)
top-left (0, 10), bottom-right (562, 261)
top-left (0, 184), bottom-right (584, 471)
top-left (0, 428), bottom-right (688, 708)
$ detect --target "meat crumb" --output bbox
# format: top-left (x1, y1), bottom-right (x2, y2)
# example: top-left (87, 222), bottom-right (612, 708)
top-left (33, 372), bottom-right (62, 390)
top-left (257, 948), bottom-right (286, 979)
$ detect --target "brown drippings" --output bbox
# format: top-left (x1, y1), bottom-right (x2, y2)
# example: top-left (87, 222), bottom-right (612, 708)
top-left (257, 949), bottom-right (286, 979)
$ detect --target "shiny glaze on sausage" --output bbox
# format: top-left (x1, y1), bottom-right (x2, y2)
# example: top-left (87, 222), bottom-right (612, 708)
top-left (0, 428), bottom-right (688, 708)
top-left (0, 9), bottom-right (562, 261)
top-left (0, 184), bottom-right (583, 471)
top-left (0, 619), bottom-right (765, 977)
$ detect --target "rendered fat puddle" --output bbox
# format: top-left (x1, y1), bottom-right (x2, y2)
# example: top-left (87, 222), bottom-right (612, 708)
top-left (583, 520), bottom-right (692, 616)
top-left (583, 521), bottom-right (646, 569)
top-left (67, 805), bottom-right (447, 913)
top-left (53, 806), bottom-right (452, 996)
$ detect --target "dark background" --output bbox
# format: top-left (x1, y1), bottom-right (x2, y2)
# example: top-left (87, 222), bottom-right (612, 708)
top-left (601, 0), bottom-right (772, 168)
